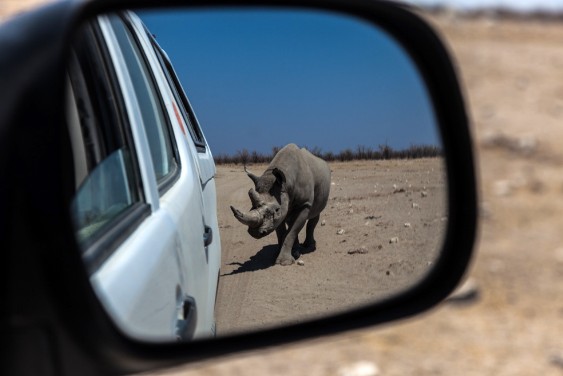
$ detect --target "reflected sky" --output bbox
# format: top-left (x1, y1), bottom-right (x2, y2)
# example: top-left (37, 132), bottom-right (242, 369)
top-left (140, 9), bottom-right (439, 156)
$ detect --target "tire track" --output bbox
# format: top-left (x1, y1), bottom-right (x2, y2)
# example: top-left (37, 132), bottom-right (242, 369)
top-left (214, 165), bottom-right (267, 335)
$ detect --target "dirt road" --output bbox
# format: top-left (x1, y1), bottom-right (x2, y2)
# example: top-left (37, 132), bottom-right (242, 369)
top-left (214, 159), bottom-right (446, 336)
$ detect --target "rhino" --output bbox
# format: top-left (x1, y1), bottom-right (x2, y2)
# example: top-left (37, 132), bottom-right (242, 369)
top-left (230, 144), bottom-right (331, 266)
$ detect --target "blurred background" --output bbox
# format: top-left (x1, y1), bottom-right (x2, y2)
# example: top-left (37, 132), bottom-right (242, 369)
top-left (3, 1), bottom-right (561, 375)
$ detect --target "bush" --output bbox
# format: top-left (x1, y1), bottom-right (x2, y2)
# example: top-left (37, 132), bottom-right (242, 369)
top-left (214, 144), bottom-right (442, 165)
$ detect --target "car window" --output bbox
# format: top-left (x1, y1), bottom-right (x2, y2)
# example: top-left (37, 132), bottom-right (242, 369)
top-left (67, 22), bottom-right (150, 273)
top-left (71, 149), bottom-right (139, 243)
top-left (108, 14), bottom-right (180, 192)
top-left (149, 35), bottom-right (207, 152)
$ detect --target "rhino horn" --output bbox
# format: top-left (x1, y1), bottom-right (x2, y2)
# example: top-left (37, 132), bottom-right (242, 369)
top-left (244, 166), bottom-right (260, 186)
top-left (249, 188), bottom-right (264, 208)
top-left (230, 206), bottom-right (263, 228)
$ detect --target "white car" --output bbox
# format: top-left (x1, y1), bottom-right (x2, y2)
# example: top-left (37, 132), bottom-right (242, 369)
top-left (65, 11), bottom-right (221, 341)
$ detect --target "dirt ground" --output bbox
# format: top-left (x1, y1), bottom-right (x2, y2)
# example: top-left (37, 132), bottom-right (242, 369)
top-left (3, 3), bottom-right (563, 376)
top-left (215, 159), bottom-right (446, 335)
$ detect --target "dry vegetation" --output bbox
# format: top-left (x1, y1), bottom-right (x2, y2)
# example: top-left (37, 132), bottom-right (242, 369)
top-left (213, 144), bottom-right (442, 165)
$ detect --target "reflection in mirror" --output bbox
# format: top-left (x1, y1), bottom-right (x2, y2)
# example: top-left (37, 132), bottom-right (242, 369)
top-left (66, 8), bottom-right (445, 342)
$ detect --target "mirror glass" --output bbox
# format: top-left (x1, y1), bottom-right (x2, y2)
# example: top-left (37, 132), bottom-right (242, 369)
top-left (66, 7), bottom-right (446, 342)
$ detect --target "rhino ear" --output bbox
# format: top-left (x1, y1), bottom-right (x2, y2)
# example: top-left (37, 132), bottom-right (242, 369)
top-left (272, 168), bottom-right (286, 186)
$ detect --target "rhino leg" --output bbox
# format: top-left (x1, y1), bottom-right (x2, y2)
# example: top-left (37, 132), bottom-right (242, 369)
top-left (302, 215), bottom-right (319, 251)
top-left (276, 221), bottom-right (299, 251)
top-left (276, 208), bottom-right (309, 266)
top-left (275, 223), bottom-right (287, 248)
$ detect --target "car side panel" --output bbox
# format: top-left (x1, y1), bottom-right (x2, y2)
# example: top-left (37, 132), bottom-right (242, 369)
top-left (90, 214), bottom-right (182, 340)
top-left (87, 16), bottom-right (184, 340)
top-left (127, 12), bottom-right (220, 338)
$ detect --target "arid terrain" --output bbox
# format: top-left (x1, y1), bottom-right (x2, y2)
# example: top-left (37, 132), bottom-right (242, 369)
top-left (215, 159), bottom-right (446, 335)
top-left (3, 3), bottom-right (563, 376)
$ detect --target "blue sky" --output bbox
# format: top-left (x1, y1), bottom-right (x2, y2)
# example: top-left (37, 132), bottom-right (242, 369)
top-left (140, 9), bottom-right (439, 156)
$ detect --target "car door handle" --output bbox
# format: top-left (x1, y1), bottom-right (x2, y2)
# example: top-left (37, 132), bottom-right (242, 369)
top-left (175, 296), bottom-right (197, 341)
top-left (203, 225), bottom-right (213, 247)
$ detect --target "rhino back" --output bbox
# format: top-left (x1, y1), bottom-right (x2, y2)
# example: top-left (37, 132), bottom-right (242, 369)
top-left (299, 147), bottom-right (331, 217)
top-left (268, 144), bottom-right (330, 218)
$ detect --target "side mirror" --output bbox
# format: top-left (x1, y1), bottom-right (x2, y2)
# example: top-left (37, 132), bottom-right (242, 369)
top-left (0, 1), bottom-right (476, 375)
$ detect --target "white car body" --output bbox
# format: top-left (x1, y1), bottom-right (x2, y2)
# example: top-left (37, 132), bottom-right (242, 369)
top-left (66, 11), bottom-right (221, 341)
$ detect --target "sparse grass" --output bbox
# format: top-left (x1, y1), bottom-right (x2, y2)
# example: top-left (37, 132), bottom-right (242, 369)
top-left (214, 144), bottom-right (442, 165)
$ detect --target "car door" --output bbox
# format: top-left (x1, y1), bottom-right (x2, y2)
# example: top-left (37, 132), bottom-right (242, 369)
top-left (67, 18), bottom-right (186, 342)
top-left (103, 12), bottom-right (219, 339)
top-left (67, 13), bottom-right (213, 341)
top-left (139, 21), bottom-right (222, 331)
top-left (125, 11), bottom-right (221, 335)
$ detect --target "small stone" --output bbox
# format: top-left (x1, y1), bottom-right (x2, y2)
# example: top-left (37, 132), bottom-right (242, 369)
top-left (529, 179), bottom-right (545, 193)
top-left (447, 278), bottom-right (480, 304)
top-left (321, 220), bottom-right (326, 226)
top-left (349, 209), bottom-right (354, 214)
top-left (338, 361), bottom-right (380, 376)
top-left (412, 203), bottom-right (420, 209)
top-left (549, 351), bottom-right (563, 370)
top-left (331, 182), bottom-right (336, 186)
top-left (297, 260), bottom-right (305, 266)
top-left (337, 229), bottom-right (345, 235)
top-left (421, 191), bottom-right (428, 197)
top-left (404, 222), bottom-right (411, 228)
top-left (348, 247), bottom-right (368, 255)
top-left (389, 237), bottom-right (399, 244)
top-left (393, 184), bottom-right (397, 190)
top-left (493, 180), bottom-right (512, 197)
top-left (365, 221), bottom-right (370, 226)
top-left (480, 201), bottom-right (493, 219)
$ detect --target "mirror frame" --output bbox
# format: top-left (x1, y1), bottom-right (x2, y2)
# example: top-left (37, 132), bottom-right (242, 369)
top-left (0, 0), bottom-right (476, 374)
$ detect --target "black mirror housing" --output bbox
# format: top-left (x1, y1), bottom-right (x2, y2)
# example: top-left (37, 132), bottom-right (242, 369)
top-left (0, 1), bottom-right (477, 375)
